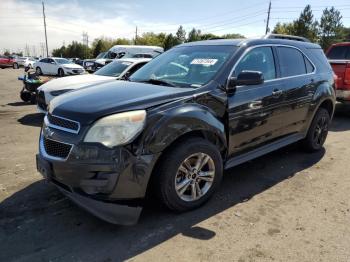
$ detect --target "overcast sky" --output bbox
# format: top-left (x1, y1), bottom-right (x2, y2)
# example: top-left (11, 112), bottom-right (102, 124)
top-left (0, 0), bottom-right (349, 56)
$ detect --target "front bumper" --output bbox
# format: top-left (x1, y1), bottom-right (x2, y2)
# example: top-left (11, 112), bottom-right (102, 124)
top-left (36, 129), bottom-right (160, 225)
top-left (64, 68), bottom-right (85, 75)
top-left (336, 90), bottom-right (350, 101)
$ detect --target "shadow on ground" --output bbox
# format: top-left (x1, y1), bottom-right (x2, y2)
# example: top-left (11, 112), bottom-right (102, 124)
top-left (17, 113), bottom-right (44, 127)
top-left (0, 144), bottom-right (325, 262)
top-left (330, 103), bottom-right (350, 132)
top-left (7, 102), bottom-right (33, 107)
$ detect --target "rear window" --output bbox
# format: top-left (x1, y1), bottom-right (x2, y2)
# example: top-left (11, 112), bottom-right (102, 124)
top-left (327, 46), bottom-right (350, 60)
top-left (277, 47), bottom-right (307, 77)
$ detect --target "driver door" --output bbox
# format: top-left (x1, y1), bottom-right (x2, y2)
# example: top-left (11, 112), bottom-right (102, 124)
top-left (227, 46), bottom-right (287, 157)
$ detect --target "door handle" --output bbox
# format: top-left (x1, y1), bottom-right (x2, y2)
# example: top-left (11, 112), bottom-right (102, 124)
top-left (272, 89), bottom-right (283, 97)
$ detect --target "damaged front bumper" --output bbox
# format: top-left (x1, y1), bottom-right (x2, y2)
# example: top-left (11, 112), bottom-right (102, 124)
top-left (36, 130), bottom-right (160, 225)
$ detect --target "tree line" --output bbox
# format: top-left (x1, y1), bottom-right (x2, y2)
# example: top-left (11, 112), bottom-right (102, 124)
top-left (52, 28), bottom-right (244, 58)
top-left (50, 4), bottom-right (349, 59)
top-left (273, 5), bottom-right (349, 49)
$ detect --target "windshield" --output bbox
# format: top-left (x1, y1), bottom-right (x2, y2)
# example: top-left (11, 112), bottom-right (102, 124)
top-left (94, 61), bottom-right (132, 77)
top-left (129, 45), bottom-right (235, 87)
top-left (55, 58), bottom-right (72, 64)
top-left (96, 52), bottom-right (107, 59)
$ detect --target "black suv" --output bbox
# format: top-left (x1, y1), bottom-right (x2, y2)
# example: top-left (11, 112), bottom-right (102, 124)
top-left (37, 38), bottom-right (335, 225)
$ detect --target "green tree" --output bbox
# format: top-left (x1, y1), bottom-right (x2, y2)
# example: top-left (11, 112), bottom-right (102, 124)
top-left (272, 22), bottom-right (295, 35)
top-left (176, 25), bottom-right (186, 44)
top-left (200, 33), bottom-right (219, 40)
top-left (293, 5), bottom-right (318, 42)
top-left (319, 7), bottom-right (343, 49)
top-left (4, 50), bottom-right (10, 56)
top-left (163, 33), bottom-right (178, 50)
top-left (92, 39), bottom-right (106, 57)
top-left (221, 33), bottom-right (245, 39)
top-left (137, 32), bottom-right (166, 46)
top-left (187, 28), bottom-right (202, 42)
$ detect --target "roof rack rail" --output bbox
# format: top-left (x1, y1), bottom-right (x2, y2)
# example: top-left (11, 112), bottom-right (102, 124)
top-left (263, 33), bottom-right (310, 42)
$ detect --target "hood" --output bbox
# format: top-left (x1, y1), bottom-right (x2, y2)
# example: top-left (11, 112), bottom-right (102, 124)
top-left (61, 63), bottom-right (84, 69)
top-left (38, 74), bottom-right (115, 92)
top-left (50, 81), bottom-right (194, 124)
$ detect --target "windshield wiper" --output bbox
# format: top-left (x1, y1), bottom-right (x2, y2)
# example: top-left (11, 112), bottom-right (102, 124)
top-left (139, 78), bottom-right (176, 87)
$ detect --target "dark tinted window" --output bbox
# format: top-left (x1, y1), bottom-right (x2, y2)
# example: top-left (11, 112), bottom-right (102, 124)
top-left (127, 62), bottom-right (147, 76)
top-left (304, 57), bottom-right (314, 73)
top-left (235, 47), bottom-right (276, 80)
top-left (327, 46), bottom-right (350, 60)
top-left (94, 61), bottom-right (131, 77)
top-left (277, 47), bottom-right (306, 77)
top-left (40, 58), bottom-right (48, 63)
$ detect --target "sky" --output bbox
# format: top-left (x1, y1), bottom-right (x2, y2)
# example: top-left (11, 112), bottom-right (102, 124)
top-left (0, 0), bottom-right (349, 56)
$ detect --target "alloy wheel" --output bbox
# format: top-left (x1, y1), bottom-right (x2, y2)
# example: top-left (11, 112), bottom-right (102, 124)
top-left (175, 152), bottom-right (215, 202)
top-left (313, 116), bottom-right (328, 146)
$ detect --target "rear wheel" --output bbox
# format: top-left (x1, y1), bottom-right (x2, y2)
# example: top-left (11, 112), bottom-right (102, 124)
top-left (302, 108), bottom-right (330, 152)
top-left (36, 67), bottom-right (42, 75)
top-left (155, 137), bottom-right (223, 212)
top-left (58, 68), bottom-right (64, 77)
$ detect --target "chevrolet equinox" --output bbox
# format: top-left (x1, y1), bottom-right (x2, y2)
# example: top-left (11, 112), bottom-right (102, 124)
top-left (37, 38), bottom-right (336, 225)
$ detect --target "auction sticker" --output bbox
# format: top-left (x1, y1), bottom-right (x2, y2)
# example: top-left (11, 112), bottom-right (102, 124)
top-left (191, 58), bottom-right (218, 66)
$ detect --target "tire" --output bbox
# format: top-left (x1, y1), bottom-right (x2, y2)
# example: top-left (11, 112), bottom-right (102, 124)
top-left (155, 137), bottom-right (223, 212)
top-left (20, 91), bottom-right (31, 102)
top-left (13, 63), bottom-right (19, 69)
top-left (36, 67), bottom-right (42, 75)
top-left (58, 68), bottom-right (64, 77)
top-left (30, 94), bottom-right (37, 104)
top-left (302, 108), bottom-right (330, 152)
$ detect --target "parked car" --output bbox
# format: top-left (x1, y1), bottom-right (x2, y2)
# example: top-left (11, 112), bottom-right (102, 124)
top-left (0, 55), bottom-right (16, 69)
top-left (34, 57), bottom-right (85, 77)
top-left (36, 37), bottom-right (335, 225)
top-left (326, 42), bottom-right (350, 102)
top-left (36, 58), bottom-right (150, 113)
top-left (14, 57), bottom-right (38, 69)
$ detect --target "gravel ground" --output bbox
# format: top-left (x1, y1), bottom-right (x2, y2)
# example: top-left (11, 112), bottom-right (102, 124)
top-left (1, 68), bottom-right (350, 262)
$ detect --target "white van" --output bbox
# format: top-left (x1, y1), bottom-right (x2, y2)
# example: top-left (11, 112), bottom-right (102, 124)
top-left (94, 45), bottom-right (163, 65)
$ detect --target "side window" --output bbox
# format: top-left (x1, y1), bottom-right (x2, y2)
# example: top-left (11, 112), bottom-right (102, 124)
top-left (277, 47), bottom-right (306, 77)
top-left (327, 46), bottom-right (350, 60)
top-left (235, 47), bottom-right (276, 81)
top-left (127, 62), bottom-right (147, 76)
top-left (41, 58), bottom-right (48, 63)
top-left (304, 57), bottom-right (314, 74)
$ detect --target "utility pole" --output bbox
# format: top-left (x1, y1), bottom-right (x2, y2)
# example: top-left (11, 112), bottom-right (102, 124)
top-left (135, 26), bottom-right (138, 45)
top-left (265, 1), bottom-right (271, 35)
top-left (42, 1), bottom-right (49, 57)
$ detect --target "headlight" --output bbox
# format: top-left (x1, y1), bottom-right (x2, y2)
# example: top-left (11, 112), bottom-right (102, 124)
top-left (50, 89), bottom-right (74, 96)
top-left (84, 110), bottom-right (146, 148)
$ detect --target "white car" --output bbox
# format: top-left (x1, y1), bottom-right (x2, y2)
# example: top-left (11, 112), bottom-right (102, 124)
top-left (14, 57), bottom-right (38, 68)
top-left (37, 58), bottom-right (151, 113)
top-left (34, 57), bottom-right (85, 77)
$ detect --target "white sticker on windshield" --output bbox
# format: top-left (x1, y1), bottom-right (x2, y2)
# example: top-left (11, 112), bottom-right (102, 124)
top-left (190, 58), bottom-right (218, 66)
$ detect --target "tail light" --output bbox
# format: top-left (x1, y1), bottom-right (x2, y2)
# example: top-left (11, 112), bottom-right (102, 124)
top-left (344, 63), bottom-right (350, 85)
top-left (333, 73), bottom-right (338, 90)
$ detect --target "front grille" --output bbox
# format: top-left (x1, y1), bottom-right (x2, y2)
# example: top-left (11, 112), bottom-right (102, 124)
top-left (47, 114), bottom-right (80, 133)
top-left (72, 69), bottom-right (83, 74)
top-left (37, 91), bottom-right (47, 111)
top-left (43, 137), bottom-right (72, 159)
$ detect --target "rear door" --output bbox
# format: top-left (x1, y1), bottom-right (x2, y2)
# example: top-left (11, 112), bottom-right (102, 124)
top-left (227, 46), bottom-right (287, 156)
top-left (275, 46), bottom-right (316, 135)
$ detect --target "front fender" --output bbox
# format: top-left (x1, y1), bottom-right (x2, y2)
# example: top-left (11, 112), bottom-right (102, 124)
top-left (142, 104), bottom-right (227, 154)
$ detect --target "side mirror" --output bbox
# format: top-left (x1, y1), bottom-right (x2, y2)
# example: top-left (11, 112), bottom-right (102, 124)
top-left (227, 71), bottom-right (264, 91)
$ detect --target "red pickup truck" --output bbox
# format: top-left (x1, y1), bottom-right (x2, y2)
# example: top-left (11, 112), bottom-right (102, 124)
top-left (326, 42), bottom-right (350, 102)
top-left (0, 55), bottom-right (16, 69)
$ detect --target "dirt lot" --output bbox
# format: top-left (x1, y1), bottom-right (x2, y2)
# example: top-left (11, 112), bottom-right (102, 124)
top-left (1, 68), bottom-right (350, 262)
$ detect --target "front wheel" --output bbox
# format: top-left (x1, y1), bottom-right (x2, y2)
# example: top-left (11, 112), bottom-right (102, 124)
top-left (58, 68), bottom-right (64, 77)
top-left (302, 108), bottom-right (330, 152)
top-left (156, 137), bottom-right (223, 212)
top-left (36, 67), bottom-right (42, 75)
